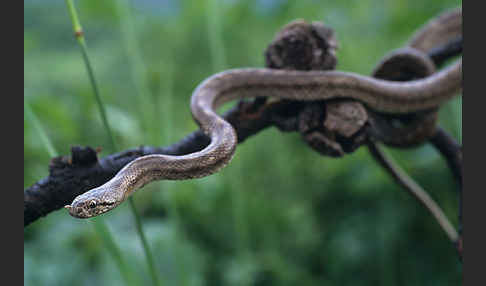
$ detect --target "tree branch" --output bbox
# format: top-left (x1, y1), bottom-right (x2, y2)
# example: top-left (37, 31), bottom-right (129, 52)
top-left (367, 142), bottom-right (459, 245)
top-left (25, 19), bottom-right (338, 226)
top-left (24, 18), bottom-right (462, 229)
top-left (365, 35), bottom-right (462, 257)
top-left (430, 127), bottom-right (462, 187)
top-left (430, 126), bottom-right (463, 258)
top-left (24, 100), bottom-right (299, 226)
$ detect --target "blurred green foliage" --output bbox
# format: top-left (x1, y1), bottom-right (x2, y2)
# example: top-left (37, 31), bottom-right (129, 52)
top-left (24, 0), bottom-right (462, 285)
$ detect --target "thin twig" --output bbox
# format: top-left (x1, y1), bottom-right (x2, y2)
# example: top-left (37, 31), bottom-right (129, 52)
top-left (367, 141), bottom-right (459, 244)
top-left (430, 127), bottom-right (462, 187)
top-left (430, 127), bottom-right (462, 257)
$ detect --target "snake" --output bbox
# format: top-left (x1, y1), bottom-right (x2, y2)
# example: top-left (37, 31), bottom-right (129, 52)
top-left (369, 7), bottom-right (462, 147)
top-left (66, 8), bottom-right (462, 218)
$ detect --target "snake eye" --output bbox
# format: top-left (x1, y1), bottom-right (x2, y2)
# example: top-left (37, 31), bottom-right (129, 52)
top-left (88, 200), bottom-right (97, 209)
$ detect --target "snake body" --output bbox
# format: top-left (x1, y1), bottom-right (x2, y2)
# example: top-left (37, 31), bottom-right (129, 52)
top-left (67, 8), bottom-right (462, 218)
top-left (369, 7), bottom-right (462, 146)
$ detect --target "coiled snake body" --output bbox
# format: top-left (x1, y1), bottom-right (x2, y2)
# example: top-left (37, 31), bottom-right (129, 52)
top-left (67, 8), bottom-right (462, 218)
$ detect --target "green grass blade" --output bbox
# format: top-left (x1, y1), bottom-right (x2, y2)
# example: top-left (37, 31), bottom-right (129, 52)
top-left (65, 0), bottom-right (117, 152)
top-left (24, 100), bottom-right (58, 158)
top-left (92, 218), bottom-right (139, 285)
top-left (25, 95), bottom-right (137, 285)
top-left (129, 199), bottom-right (161, 286)
top-left (65, 1), bottom-right (160, 285)
top-left (64, 1), bottom-right (139, 285)
top-left (77, 42), bottom-right (118, 152)
top-left (115, 0), bottom-right (157, 145)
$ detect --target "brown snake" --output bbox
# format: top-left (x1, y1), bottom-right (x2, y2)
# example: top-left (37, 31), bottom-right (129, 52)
top-left (67, 8), bottom-right (462, 218)
top-left (369, 7), bottom-right (462, 146)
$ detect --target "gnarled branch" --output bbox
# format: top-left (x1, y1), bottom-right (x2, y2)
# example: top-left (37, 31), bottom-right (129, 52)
top-left (24, 19), bottom-right (462, 228)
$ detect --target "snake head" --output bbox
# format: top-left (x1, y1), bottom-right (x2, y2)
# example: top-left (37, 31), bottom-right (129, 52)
top-left (66, 188), bottom-right (119, 218)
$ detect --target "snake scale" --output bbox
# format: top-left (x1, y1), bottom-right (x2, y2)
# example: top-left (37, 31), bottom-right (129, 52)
top-left (67, 8), bottom-right (462, 218)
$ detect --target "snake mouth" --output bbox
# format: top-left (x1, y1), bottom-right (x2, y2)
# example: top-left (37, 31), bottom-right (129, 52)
top-left (65, 200), bottom-right (118, 218)
top-left (64, 201), bottom-right (116, 209)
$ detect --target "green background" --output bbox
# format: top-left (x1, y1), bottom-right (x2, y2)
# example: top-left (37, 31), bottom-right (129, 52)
top-left (24, 0), bottom-right (462, 285)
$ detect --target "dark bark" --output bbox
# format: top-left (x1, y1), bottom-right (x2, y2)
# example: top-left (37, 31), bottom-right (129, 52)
top-left (24, 100), bottom-right (299, 226)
